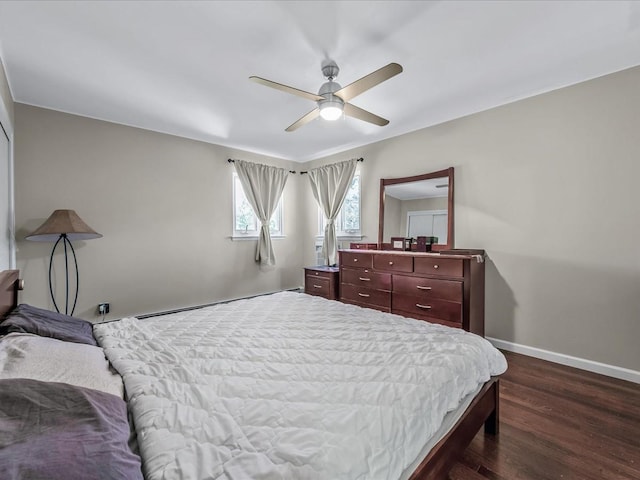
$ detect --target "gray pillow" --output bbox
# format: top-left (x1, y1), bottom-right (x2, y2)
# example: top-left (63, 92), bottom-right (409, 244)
top-left (0, 378), bottom-right (143, 480)
top-left (0, 304), bottom-right (97, 346)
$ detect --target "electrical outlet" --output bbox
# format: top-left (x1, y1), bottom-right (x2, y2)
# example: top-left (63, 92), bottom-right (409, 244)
top-left (98, 303), bottom-right (110, 315)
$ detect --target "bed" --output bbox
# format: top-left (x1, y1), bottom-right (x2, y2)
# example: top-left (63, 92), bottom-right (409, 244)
top-left (0, 269), bottom-right (507, 479)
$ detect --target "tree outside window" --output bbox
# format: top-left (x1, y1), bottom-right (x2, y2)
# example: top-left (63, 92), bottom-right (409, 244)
top-left (233, 174), bottom-right (282, 237)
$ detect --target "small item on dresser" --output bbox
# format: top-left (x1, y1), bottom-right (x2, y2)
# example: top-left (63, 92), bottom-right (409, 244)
top-left (390, 237), bottom-right (412, 251)
top-left (349, 243), bottom-right (378, 250)
top-left (416, 236), bottom-right (438, 252)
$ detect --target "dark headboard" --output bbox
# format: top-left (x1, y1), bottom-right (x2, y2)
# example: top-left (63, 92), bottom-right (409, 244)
top-left (0, 270), bottom-right (21, 319)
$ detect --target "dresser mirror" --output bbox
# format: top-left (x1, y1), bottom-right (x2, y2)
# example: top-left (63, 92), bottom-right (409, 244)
top-left (378, 167), bottom-right (454, 250)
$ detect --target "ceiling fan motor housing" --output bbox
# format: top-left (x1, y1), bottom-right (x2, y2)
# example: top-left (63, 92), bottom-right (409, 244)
top-left (321, 60), bottom-right (339, 80)
top-left (318, 80), bottom-right (344, 102)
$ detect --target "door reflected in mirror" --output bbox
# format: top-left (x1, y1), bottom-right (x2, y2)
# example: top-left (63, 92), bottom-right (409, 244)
top-left (378, 168), bottom-right (454, 251)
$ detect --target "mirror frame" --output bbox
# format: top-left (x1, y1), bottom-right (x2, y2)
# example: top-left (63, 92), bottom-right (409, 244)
top-left (378, 167), bottom-right (454, 251)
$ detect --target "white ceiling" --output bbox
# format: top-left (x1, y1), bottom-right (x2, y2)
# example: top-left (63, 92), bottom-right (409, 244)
top-left (0, 1), bottom-right (639, 162)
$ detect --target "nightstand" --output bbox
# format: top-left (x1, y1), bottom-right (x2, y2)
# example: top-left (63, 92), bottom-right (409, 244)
top-left (304, 266), bottom-right (339, 300)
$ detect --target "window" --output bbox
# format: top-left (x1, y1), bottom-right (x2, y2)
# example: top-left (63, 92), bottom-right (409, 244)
top-left (318, 171), bottom-right (361, 238)
top-left (233, 173), bottom-right (283, 238)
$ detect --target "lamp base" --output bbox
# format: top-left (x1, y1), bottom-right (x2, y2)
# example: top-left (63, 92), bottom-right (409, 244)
top-left (48, 234), bottom-right (79, 316)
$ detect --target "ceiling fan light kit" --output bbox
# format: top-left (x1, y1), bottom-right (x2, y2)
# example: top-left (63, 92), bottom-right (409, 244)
top-left (319, 101), bottom-right (343, 121)
top-left (317, 71), bottom-right (344, 121)
top-left (250, 60), bottom-right (403, 131)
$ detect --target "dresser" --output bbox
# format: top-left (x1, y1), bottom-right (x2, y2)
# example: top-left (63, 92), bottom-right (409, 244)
top-left (338, 249), bottom-right (485, 335)
top-left (304, 266), bottom-right (339, 300)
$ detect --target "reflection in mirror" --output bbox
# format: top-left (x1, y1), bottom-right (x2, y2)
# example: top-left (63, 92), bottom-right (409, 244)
top-left (384, 178), bottom-right (449, 244)
top-left (378, 168), bottom-right (454, 251)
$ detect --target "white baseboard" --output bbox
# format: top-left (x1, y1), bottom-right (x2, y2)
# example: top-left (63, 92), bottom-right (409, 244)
top-left (487, 337), bottom-right (640, 385)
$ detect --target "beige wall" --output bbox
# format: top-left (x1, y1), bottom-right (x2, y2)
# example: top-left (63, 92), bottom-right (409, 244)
top-left (14, 104), bottom-right (303, 321)
top-left (382, 195), bottom-right (402, 242)
top-left (302, 66), bottom-right (640, 372)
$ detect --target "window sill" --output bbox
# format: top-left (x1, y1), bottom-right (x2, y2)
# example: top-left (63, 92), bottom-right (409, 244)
top-left (315, 235), bottom-right (364, 242)
top-left (231, 235), bottom-right (286, 241)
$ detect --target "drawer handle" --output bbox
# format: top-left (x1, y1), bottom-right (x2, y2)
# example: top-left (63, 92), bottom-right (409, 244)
top-left (353, 258), bottom-right (358, 262)
top-left (433, 265), bottom-right (439, 269)
top-left (314, 272), bottom-right (319, 275)
top-left (358, 293), bottom-right (370, 298)
top-left (389, 261), bottom-right (394, 265)
top-left (416, 303), bottom-right (432, 310)
top-left (313, 285), bottom-right (323, 289)
top-left (359, 277), bottom-right (371, 281)
top-left (416, 285), bottom-right (432, 290)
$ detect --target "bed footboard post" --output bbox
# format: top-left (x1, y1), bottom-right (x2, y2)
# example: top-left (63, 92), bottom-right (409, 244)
top-left (484, 378), bottom-right (500, 435)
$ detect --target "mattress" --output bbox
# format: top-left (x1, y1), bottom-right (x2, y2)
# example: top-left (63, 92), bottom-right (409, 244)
top-left (94, 292), bottom-right (507, 480)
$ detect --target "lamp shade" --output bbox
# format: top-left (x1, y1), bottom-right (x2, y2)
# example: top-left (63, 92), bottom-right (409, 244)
top-left (26, 210), bottom-right (102, 242)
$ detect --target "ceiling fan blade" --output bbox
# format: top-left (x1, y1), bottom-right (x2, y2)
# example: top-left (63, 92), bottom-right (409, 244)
top-left (343, 103), bottom-right (389, 126)
top-left (249, 76), bottom-right (324, 102)
top-left (285, 108), bottom-right (320, 132)
top-left (334, 63), bottom-right (403, 102)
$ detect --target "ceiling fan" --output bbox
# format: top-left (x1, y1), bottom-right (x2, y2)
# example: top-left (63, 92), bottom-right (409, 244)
top-left (250, 60), bottom-right (403, 132)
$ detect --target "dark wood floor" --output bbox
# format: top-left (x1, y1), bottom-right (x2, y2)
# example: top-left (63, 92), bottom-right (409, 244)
top-left (448, 351), bottom-right (640, 480)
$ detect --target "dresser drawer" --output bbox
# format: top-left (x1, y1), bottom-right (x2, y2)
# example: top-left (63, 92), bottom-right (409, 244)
top-left (305, 276), bottom-right (331, 297)
top-left (340, 251), bottom-right (373, 269)
top-left (341, 267), bottom-right (391, 290)
top-left (305, 268), bottom-right (336, 281)
top-left (406, 316), bottom-right (465, 330)
top-left (341, 299), bottom-right (391, 313)
top-left (414, 257), bottom-right (463, 278)
top-left (372, 254), bottom-right (413, 273)
top-left (392, 293), bottom-right (462, 324)
top-left (341, 284), bottom-right (391, 309)
top-left (392, 275), bottom-right (462, 302)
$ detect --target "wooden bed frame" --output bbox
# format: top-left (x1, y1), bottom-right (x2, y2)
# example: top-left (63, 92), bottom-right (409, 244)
top-left (0, 269), bottom-right (500, 480)
top-left (0, 269), bottom-right (21, 318)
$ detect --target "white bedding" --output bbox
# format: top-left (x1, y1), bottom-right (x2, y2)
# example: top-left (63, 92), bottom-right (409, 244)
top-left (94, 292), bottom-right (507, 480)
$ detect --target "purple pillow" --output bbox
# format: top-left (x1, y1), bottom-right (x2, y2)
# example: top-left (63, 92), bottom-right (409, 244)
top-left (0, 378), bottom-right (143, 480)
top-left (0, 304), bottom-right (97, 346)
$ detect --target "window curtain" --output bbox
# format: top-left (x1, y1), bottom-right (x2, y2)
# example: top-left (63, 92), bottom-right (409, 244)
top-left (308, 158), bottom-right (357, 266)
top-left (234, 159), bottom-right (289, 266)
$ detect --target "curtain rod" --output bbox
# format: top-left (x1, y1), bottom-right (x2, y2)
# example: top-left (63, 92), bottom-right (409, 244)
top-left (227, 158), bottom-right (296, 174)
top-left (299, 157), bottom-right (364, 175)
top-left (228, 157), bottom-right (363, 174)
